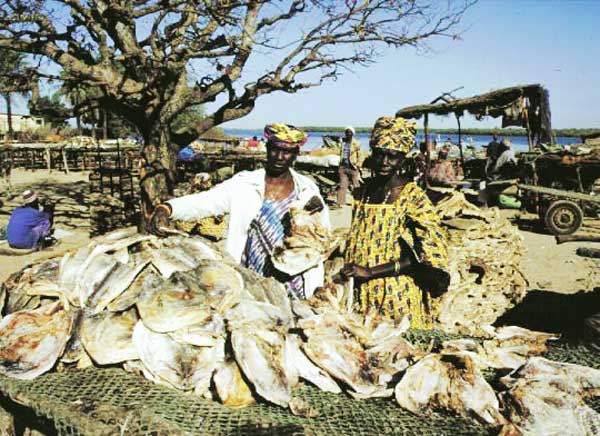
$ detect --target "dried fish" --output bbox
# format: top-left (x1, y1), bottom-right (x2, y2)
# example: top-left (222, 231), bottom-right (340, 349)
top-left (137, 261), bottom-right (243, 332)
top-left (81, 309), bottom-right (139, 365)
top-left (395, 352), bottom-right (506, 427)
top-left (272, 205), bottom-right (342, 276)
top-left (500, 357), bottom-right (600, 435)
top-left (132, 321), bottom-right (224, 392)
top-left (231, 328), bottom-right (292, 407)
top-left (0, 302), bottom-right (74, 379)
top-left (213, 360), bottom-right (255, 409)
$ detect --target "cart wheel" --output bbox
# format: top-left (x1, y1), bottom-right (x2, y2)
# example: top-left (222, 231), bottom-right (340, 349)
top-left (544, 200), bottom-right (583, 235)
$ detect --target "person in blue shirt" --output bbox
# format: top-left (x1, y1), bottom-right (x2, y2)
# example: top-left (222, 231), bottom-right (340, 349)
top-left (6, 190), bottom-right (54, 249)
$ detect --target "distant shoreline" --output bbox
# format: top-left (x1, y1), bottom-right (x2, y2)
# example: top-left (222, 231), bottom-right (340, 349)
top-left (226, 127), bottom-right (600, 138)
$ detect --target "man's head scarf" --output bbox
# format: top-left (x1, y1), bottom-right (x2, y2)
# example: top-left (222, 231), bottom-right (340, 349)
top-left (263, 123), bottom-right (308, 149)
top-left (369, 116), bottom-right (416, 153)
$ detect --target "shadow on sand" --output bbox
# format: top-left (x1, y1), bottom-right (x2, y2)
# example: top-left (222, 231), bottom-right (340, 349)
top-left (495, 288), bottom-right (600, 338)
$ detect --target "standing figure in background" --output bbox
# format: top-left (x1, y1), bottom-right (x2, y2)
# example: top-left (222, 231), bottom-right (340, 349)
top-left (6, 190), bottom-right (54, 249)
top-left (485, 133), bottom-right (502, 178)
top-left (337, 126), bottom-right (362, 207)
top-left (342, 117), bottom-right (450, 329)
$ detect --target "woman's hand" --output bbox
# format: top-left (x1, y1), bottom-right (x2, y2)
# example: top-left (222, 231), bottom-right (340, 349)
top-left (147, 204), bottom-right (171, 237)
top-left (341, 263), bottom-right (372, 280)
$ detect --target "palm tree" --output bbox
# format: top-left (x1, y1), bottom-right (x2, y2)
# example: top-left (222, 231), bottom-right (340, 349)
top-left (0, 48), bottom-right (29, 141)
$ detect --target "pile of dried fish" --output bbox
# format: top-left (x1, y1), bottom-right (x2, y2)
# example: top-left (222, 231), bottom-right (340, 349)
top-left (1, 228), bottom-right (599, 433)
top-left (272, 203), bottom-right (344, 276)
top-left (435, 192), bottom-right (527, 335)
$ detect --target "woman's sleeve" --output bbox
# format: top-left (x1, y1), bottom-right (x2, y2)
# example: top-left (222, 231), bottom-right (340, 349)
top-left (167, 175), bottom-right (235, 221)
top-left (405, 185), bottom-right (449, 273)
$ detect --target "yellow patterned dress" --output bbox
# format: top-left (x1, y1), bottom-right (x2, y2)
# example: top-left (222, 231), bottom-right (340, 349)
top-left (345, 182), bottom-right (449, 329)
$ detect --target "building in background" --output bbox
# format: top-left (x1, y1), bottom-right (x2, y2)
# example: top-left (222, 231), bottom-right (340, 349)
top-left (0, 113), bottom-right (45, 135)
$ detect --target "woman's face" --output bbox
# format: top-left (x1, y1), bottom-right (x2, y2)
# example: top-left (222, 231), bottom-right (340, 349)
top-left (266, 142), bottom-right (299, 176)
top-left (371, 147), bottom-right (406, 177)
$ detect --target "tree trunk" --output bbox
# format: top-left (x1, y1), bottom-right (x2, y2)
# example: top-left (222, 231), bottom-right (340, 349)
top-left (4, 93), bottom-right (14, 141)
top-left (138, 123), bottom-right (177, 231)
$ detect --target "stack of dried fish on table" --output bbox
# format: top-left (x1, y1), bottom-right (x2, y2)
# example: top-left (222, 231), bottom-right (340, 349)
top-left (1, 224), bottom-right (599, 434)
top-left (434, 192), bottom-right (528, 335)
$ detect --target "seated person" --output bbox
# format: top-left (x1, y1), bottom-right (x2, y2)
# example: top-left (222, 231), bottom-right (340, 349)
top-left (490, 138), bottom-right (518, 180)
top-left (6, 190), bottom-right (54, 249)
top-left (428, 145), bottom-right (457, 187)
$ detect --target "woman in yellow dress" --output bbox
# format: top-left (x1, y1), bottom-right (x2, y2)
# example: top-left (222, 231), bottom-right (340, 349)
top-left (342, 116), bottom-right (450, 329)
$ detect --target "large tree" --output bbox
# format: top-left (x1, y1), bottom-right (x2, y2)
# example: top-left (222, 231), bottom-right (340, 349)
top-left (0, 47), bottom-right (31, 140)
top-left (0, 0), bottom-right (473, 221)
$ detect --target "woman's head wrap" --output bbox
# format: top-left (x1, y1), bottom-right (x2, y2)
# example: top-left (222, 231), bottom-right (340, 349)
top-left (263, 123), bottom-right (308, 149)
top-left (369, 116), bottom-right (417, 153)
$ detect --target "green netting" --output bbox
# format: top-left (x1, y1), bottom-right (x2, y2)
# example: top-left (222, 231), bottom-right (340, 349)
top-left (0, 330), bottom-right (598, 436)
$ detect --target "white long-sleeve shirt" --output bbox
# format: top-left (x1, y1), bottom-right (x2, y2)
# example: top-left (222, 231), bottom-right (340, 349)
top-left (167, 168), bottom-right (330, 298)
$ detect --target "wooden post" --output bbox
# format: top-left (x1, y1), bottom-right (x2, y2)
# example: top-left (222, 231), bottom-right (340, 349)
top-left (62, 147), bottom-right (70, 174)
top-left (456, 113), bottom-right (465, 170)
top-left (424, 113), bottom-right (430, 188)
top-left (45, 146), bottom-right (51, 172)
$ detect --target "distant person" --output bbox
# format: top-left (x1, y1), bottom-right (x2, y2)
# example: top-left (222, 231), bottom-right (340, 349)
top-left (485, 133), bottom-right (502, 178)
top-left (247, 136), bottom-right (259, 149)
top-left (6, 190), bottom-right (55, 249)
top-left (428, 145), bottom-right (457, 187)
top-left (337, 126), bottom-right (362, 207)
top-left (492, 138), bottom-right (518, 179)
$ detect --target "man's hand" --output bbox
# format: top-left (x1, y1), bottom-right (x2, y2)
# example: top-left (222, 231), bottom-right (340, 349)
top-left (341, 262), bottom-right (372, 280)
top-left (147, 204), bottom-right (171, 237)
top-left (304, 195), bottom-right (324, 215)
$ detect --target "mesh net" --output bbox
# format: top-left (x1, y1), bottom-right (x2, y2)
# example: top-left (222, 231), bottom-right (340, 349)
top-left (0, 330), bottom-right (598, 436)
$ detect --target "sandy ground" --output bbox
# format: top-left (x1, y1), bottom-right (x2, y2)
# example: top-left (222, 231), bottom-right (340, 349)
top-left (0, 169), bottom-right (598, 295)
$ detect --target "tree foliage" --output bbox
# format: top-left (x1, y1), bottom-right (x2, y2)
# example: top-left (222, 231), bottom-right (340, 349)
top-left (0, 0), bottom-right (473, 215)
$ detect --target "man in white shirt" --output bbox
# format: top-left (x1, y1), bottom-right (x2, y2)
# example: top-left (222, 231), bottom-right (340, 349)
top-left (148, 123), bottom-right (330, 298)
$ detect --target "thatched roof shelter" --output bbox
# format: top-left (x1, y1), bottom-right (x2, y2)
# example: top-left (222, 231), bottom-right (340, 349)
top-left (396, 84), bottom-right (552, 147)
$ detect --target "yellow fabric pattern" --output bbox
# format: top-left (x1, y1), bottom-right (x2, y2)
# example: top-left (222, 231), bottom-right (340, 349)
top-left (369, 116), bottom-right (417, 153)
top-left (263, 123), bottom-right (308, 148)
top-left (345, 182), bottom-right (449, 329)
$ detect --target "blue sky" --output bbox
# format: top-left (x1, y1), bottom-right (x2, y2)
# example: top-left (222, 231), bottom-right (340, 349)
top-left (3, 0), bottom-right (599, 129)
top-left (219, 0), bottom-right (600, 129)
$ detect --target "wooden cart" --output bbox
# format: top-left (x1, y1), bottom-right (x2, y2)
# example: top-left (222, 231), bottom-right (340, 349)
top-left (517, 183), bottom-right (600, 235)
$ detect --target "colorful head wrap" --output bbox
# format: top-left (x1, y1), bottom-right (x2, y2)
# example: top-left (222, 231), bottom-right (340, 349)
top-left (263, 123), bottom-right (308, 149)
top-left (369, 116), bottom-right (417, 153)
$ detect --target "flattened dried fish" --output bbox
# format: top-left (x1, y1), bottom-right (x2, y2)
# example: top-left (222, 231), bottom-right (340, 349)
top-left (231, 328), bottom-right (292, 407)
top-left (81, 309), bottom-right (139, 365)
top-left (284, 335), bottom-right (341, 393)
top-left (137, 261), bottom-right (243, 332)
top-left (213, 360), bottom-right (255, 408)
top-left (169, 313), bottom-right (225, 347)
top-left (76, 252), bottom-right (119, 307)
top-left (149, 237), bottom-right (219, 278)
top-left (132, 321), bottom-right (224, 392)
top-left (85, 253), bottom-right (150, 313)
top-left (272, 205), bottom-right (341, 276)
top-left (395, 353), bottom-right (506, 427)
top-left (107, 265), bottom-right (162, 312)
top-left (225, 300), bottom-right (293, 331)
top-left (500, 357), bottom-right (600, 435)
top-left (0, 302), bottom-right (73, 379)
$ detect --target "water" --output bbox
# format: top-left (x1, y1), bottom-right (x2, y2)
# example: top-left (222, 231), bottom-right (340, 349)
top-left (223, 129), bottom-right (577, 153)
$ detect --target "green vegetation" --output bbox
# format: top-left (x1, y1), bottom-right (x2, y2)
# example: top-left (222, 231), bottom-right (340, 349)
top-left (299, 126), bottom-right (600, 138)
